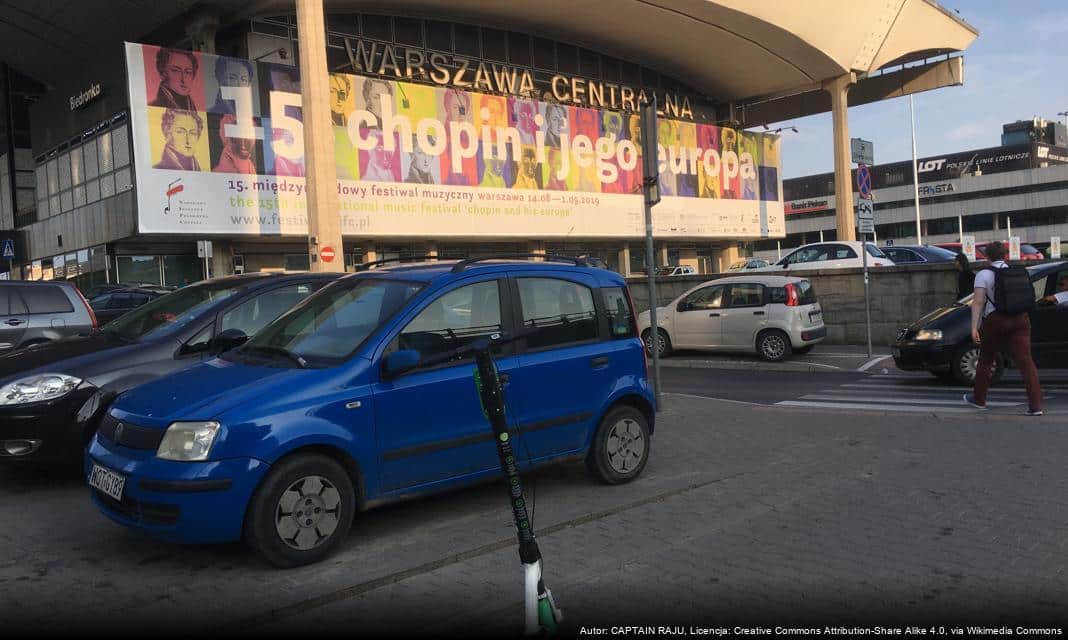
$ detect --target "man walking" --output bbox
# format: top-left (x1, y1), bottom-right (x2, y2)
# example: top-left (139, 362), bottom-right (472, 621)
top-left (964, 241), bottom-right (1043, 415)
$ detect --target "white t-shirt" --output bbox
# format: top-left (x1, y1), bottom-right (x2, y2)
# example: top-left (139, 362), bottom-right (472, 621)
top-left (1055, 290), bottom-right (1068, 305)
top-left (973, 261), bottom-right (1008, 317)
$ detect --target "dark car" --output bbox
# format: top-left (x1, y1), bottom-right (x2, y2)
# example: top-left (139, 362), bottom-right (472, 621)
top-left (90, 288), bottom-right (166, 324)
top-left (893, 262), bottom-right (1068, 384)
top-left (935, 241), bottom-right (1045, 261)
top-left (881, 245), bottom-right (959, 264)
top-left (0, 272), bottom-right (339, 468)
top-left (1, 281), bottom-right (97, 353)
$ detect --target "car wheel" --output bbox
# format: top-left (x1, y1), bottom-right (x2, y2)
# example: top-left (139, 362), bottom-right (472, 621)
top-left (756, 330), bottom-right (792, 362)
top-left (586, 405), bottom-right (651, 485)
top-left (245, 453), bottom-right (355, 568)
top-left (951, 344), bottom-right (1003, 386)
top-left (642, 328), bottom-right (672, 358)
top-left (794, 345), bottom-right (814, 355)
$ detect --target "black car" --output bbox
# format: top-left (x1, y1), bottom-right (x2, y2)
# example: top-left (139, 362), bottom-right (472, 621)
top-left (90, 287), bottom-right (166, 324)
top-left (893, 262), bottom-right (1068, 384)
top-left (881, 245), bottom-right (959, 265)
top-left (0, 272), bottom-right (339, 469)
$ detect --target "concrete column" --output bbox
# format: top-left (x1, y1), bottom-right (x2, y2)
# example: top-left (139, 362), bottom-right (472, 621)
top-left (718, 243), bottom-right (742, 272)
top-left (425, 242), bottom-right (438, 261)
top-left (364, 243), bottom-right (377, 264)
top-left (657, 243), bottom-right (669, 267)
top-left (185, 9), bottom-right (220, 54)
top-left (296, 0), bottom-right (345, 273)
top-left (618, 243), bottom-right (631, 277)
top-left (528, 240), bottom-right (546, 260)
top-left (823, 73), bottom-right (857, 242)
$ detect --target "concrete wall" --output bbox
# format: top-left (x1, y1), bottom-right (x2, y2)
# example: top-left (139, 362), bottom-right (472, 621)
top-left (626, 262), bottom-right (960, 346)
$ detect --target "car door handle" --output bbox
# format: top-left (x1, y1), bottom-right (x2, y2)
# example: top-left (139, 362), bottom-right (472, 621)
top-left (753, 311), bottom-right (765, 316)
top-left (4, 319), bottom-right (24, 326)
top-left (708, 313), bottom-right (721, 317)
top-left (590, 356), bottom-right (609, 368)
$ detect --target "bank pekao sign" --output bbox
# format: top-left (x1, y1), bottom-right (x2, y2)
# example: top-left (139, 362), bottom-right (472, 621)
top-left (124, 43), bottom-right (784, 239)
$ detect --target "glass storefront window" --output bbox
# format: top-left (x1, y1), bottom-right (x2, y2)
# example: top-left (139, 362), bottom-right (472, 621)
top-left (112, 125), bottom-right (130, 168)
top-left (46, 158), bottom-right (58, 196)
top-left (58, 152), bottom-right (71, 190)
top-left (116, 255), bottom-right (162, 285)
top-left (284, 254), bottom-right (311, 271)
top-left (70, 147), bottom-right (83, 185)
top-left (163, 255), bottom-right (203, 287)
top-left (84, 139), bottom-right (99, 180)
top-left (98, 132), bottom-right (114, 174)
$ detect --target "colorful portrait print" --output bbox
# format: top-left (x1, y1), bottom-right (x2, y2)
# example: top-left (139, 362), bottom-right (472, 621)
top-left (207, 55), bottom-right (256, 115)
top-left (150, 107), bottom-right (209, 171)
top-left (145, 47), bottom-right (205, 111)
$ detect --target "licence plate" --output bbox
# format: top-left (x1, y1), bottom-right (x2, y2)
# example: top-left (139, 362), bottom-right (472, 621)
top-left (89, 463), bottom-right (126, 502)
top-left (809, 312), bottom-right (822, 323)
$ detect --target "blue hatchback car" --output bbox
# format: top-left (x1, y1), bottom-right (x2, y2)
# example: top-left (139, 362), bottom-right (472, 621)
top-left (87, 257), bottom-right (654, 567)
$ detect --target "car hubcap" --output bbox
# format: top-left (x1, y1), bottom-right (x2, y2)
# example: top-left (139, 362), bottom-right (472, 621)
top-left (644, 332), bottom-right (665, 355)
top-left (762, 334), bottom-right (786, 360)
top-left (275, 475), bottom-right (342, 551)
top-left (606, 418), bottom-right (646, 474)
top-left (961, 347), bottom-right (995, 382)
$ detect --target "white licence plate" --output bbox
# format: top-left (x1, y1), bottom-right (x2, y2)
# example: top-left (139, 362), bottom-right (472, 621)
top-left (809, 312), bottom-right (822, 323)
top-left (89, 463), bottom-right (126, 502)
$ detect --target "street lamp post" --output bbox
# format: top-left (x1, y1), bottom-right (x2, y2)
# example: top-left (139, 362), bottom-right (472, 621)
top-left (910, 95), bottom-right (922, 245)
top-left (1058, 111), bottom-right (1068, 131)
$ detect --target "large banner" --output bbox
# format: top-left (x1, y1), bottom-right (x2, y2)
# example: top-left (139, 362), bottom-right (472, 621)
top-left (125, 43), bottom-right (785, 238)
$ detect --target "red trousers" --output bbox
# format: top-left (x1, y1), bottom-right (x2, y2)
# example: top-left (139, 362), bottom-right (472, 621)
top-left (974, 312), bottom-right (1043, 411)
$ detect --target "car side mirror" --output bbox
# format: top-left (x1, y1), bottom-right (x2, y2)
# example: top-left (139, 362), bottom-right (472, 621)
top-left (382, 349), bottom-right (421, 379)
top-left (211, 328), bottom-right (248, 354)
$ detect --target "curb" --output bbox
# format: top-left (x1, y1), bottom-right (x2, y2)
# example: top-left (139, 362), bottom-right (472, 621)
top-left (651, 358), bottom-right (851, 374)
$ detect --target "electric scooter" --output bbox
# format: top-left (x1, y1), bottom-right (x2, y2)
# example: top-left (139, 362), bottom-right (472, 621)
top-left (404, 331), bottom-right (563, 635)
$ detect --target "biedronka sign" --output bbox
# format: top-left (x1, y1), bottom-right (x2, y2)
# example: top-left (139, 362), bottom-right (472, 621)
top-left (125, 42), bottom-right (785, 239)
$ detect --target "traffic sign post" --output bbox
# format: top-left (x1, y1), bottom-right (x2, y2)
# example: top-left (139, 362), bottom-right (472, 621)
top-left (197, 240), bottom-right (213, 279)
top-left (1051, 236), bottom-right (1062, 260)
top-left (3, 238), bottom-right (14, 280)
top-left (856, 164), bottom-right (872, 200)
top-left (851, 138), bottom-right (873, 166)
top-left (320, 246), bottom-right (336, 263)
top-left (851, 139), bottom-right (875, 359)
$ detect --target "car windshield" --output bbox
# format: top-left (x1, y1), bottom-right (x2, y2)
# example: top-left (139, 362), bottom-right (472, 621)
top-left (101, 279), bottom-right (246, 342)
top-left (235, 276), bottom-right (424, 368)
top-left (924, 246), bottom-right (959, 260)
top-left (864, 244), bottom-right (888, 258)
top-left (1021, 244), bottom-right (1040, 255)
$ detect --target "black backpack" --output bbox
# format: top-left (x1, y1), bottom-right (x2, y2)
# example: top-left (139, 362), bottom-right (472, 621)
top-left (985, 265), bottom-right (1034, 315)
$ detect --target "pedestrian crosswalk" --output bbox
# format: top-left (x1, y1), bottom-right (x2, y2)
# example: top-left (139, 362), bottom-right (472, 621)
top-left (775, 373), bottom-right (1063, 414)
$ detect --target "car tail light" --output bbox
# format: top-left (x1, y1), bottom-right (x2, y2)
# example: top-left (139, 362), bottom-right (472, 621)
top-left (784, 283), bottom-right (799, 307)
top-left (75, 288), bottom-right (98, 328)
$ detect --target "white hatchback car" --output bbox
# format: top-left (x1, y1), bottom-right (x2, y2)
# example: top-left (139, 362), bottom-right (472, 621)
top-left (637, 275), bottom-right (825, 361)
top-left (765, 241), bottom-right (894, 271)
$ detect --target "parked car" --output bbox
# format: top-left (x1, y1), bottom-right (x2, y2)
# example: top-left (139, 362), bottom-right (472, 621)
top-left (86, 257), bottom-right (654, 567)
top-left (1, 281), bottom-right (96, 353)
top-left (880, 245), bottom-right (959, 264)
top-left (83, 283), bottom-right (127, 301)
top-left (656, 265), bottom-right (695, 276)
top-left (90, 288), bottom-right (166, 325)
top-left (762, 241), bottom-right (894, 271)
top-left (893, 261), bottom-right (1068, 384)
top-left (637, 275), bottom-right (825, 361)
top-left (0, 272), bottom-right (338, 467)
top-left (934, 241), bottom-right (1045, 261)
top-left (727, 258), bottom-right (769, 271)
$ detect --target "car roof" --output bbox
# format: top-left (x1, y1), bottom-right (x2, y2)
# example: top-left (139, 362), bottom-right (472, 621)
top-left (700, 274), bottom-right (808, 286)
top-left (339, 259), bottom-right (626, 286)
top-left (102, 287), bottom-right (167, 296)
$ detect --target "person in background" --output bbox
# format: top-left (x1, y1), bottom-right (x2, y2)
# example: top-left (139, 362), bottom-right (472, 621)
top-left (964, 241), bottom-right (1043, 416)
top-left (1040, 274), bottom-right (1068, 305)
top-left (955, 253), bottom-right (975, 300)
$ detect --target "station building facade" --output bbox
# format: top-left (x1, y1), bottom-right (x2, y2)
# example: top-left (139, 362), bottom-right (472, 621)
top-left (1, 11), bottom-right (793, 286)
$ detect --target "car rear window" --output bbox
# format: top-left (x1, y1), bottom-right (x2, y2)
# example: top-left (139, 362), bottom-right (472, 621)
top-left (796, 280), bottom-right (817, 304)
top-left (864, 244), bottom-right (888, 259)
top-left (19, 285), bottom-right (74, 314)
top-left (1021, 244), bottom-right (1040, 255)
top-left (601, 286), bottom-right (635, 338)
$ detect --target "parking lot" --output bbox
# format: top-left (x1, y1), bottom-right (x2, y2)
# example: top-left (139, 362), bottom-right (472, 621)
top-left (5, 370), bottom-right (1068, 634)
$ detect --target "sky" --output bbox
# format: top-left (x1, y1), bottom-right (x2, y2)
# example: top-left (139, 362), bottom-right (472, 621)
top-left (770, 0), bottom-right (1068, 179)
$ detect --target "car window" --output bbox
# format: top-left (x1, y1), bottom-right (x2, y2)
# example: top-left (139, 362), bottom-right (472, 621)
top-left (1021, 244), bottom-right (1040, 256)
top-left (0, 288), bottom-right (9, 315)
top-left (221, 282), bottom-right (322, 337)
top-left (790, 247), bottom-right (829, 264)
top-left (925, 246), bottom-right (959, 260)
top-left (727, 283), bottom-right (764, 307)
top-left (517, 277), bottom-right (598, 349)
top-left (864, 244), bottom-right (887, 259)
top-left (179, 324), bottom-right (214, 355)
top-left (395, 280), bottom-right (503, 360)
top-left (102, 279), bottom-right (246, 342)
top-left (884, 249), bottom-right (914, 263)
top-left (833, 245), bottom-right (858, 260)
top-left (601, 287), bottom-right (635, 338)
top-left (90, 293), bottom-right (114, 310)
top-left (796, 280), bottom-right (817, 305)
top-left (682, 285), bottom-right (724, 310)
top-left (110, 293), bottom-right (133, 308)
top-left (19, 285), bottom-right (74, 314)
top-left (244, 278), bottom-right (424, 367)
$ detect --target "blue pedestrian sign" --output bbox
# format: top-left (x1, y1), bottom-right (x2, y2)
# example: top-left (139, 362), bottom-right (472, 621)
top-left (1, 239), bottom-right (13, 259)
top-left (856, 164), bottom-right (872, 199)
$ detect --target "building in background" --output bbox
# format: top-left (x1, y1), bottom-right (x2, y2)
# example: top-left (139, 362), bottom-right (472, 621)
top-left (763, 119), bottom-right (1068, 260)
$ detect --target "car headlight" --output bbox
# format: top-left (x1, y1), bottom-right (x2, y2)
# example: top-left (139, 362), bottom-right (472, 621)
top-left (914, 329), bottom-right (943, 341)
top-left (157, 421), bottom-right (221, 462)
top-left (0, 373), bottom-right (82, 405)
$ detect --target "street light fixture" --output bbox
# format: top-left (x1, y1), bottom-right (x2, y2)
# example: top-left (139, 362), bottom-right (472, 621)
top-left (1058, 111), bottom-right (1068, 130)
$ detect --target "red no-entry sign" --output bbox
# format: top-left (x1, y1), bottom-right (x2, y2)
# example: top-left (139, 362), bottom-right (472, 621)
top-left (320, 246), bottom-right (336, 263)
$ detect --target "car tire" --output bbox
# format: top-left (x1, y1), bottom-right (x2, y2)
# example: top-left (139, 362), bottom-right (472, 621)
top-left (794, 345), bottom-right (814, 355)
top-left (244, 453), bottom-right (356, 568)
top-left (586, 405), bottom-right (651, 485)
top-left (642, 328), bottom-right (672, 358)
top-left (756, 330), bottom-right (793, 362)
top-left (951, 344), bottom-right (1003, 386)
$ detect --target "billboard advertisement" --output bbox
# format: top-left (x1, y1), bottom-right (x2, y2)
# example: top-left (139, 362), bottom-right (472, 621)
top-left (125, 43), bottom-right (785, 238)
